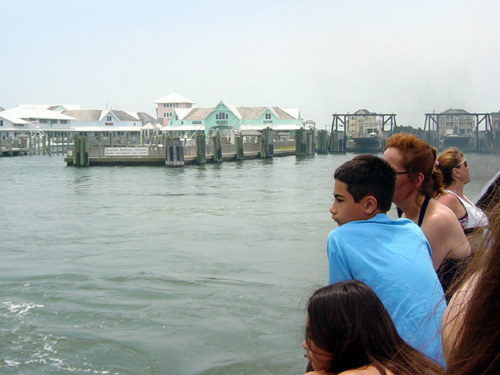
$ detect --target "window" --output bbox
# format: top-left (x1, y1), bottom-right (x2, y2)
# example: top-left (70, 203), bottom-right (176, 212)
top-left (39, 119), bottom-right (48, 123)
top-left (0, 120), bottom-right (3, 126)
top-left (164, 104), bottom-right (166, 107)
top-left (107, 116), bottom-right (112, 121)
top-left (52, 120), bottom-right (58, 124)
top-left (164, 113), bottom-right (167, 117)
top-left (265, 113), bottom-right (271, 120)
top-left (61, 120), bottom-right (68, 124)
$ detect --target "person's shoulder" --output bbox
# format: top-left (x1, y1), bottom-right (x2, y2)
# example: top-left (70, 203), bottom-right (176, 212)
top-left (338, 365), bottom-right (390, 375)
top-left (427, 200), bottom-right (460, 226)
top-left (438, 192), bottom-right (460, 205)
top-left (438, 193), bottom-right (462, 214)
top-left (331, 217), bottom-right (380, 235)
top-left (303, 370), bottom-right (331, 375)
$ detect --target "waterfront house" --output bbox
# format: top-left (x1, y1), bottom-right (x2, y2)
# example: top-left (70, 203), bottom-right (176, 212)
top-left (156, 93), bottom-right (303, 137)
top-left (154, 92), bottom-right (195, 127)
top-left (0, 112), bottom-right (30, 139)
top-left (491, 110), bottom-right (500, 144)
top-left (61, 109), bottom-right (156, 141)
top-left (62, 109), bottom-right (155, 129)
top-left (347, 109), bottom-right (381, 137)
top-left (1, 106), bottom-right (74, 135)
top-left (437, 108), bottom-right (475, 136)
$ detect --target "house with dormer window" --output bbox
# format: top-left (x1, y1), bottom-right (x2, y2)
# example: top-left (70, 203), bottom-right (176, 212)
top-left (158, 93), bottom-right (303, 136)
top-left (60, 109), bottom-right (156, 134)
top-left (153, 92), bottom-right (195, 127)
top-left (437, 109), bottom-right (475, 136)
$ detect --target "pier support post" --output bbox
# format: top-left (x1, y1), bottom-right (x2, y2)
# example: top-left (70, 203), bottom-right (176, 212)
top-left (42, 135), bottom-right (46, 155)
top-left (296, 128), bottom-right (306, 156)
top-left (260, 127), bottom-right (274, 158)
top-left (212, 134), bottom-right (222, 163)
top-left (72, 136), bottom-right (89, 167)
top-left (328, 130), bottom-right (345, 153)
top-left (235, 135), bottom-right (244, 161)
top-left (165, 138), bottom-right (184, 167)
top-left (73, 136), bottom-right (80, 166)
top-left (196, 131), bottom-right (206, 165)
top-left (317, 130), bottom-right (328, 154)
top-left (306, 129), bottom-right (315, 155)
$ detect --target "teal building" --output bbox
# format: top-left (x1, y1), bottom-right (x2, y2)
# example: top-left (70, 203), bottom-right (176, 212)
top-left (162, 96), bottom-right (304, 136)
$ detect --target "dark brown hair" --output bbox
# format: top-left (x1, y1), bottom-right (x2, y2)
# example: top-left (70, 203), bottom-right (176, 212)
top-left (386, 133), bottom-right (444, 198)
top-left (334, 154), bottom-right (396, 212)
top-left (306, 280), bottom-right (444, 375)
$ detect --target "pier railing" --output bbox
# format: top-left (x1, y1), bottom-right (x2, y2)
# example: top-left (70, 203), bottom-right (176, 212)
top-left (65, 129), bottom-right (317, 166)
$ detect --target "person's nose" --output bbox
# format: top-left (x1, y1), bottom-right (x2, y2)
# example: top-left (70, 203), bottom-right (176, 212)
top-left (329, 203), bottom-right (336, 215)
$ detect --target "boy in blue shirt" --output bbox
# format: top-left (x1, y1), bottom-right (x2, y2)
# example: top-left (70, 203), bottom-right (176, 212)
top-left (327, 154), bottom-right (446, 366)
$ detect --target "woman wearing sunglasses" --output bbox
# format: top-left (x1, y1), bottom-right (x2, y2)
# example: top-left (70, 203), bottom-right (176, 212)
top-left (436, 147), bottom-right (488, 235)
top-left (435, 148), bottom-right (489, 294)
top-left (383, 134), bottom-right (470, 280)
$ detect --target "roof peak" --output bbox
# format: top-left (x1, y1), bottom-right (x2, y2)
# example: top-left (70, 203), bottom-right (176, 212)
top-left (153, 92), bottom-right (195, 104)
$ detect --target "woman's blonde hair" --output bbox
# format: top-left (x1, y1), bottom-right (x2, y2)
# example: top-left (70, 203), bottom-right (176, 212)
top-left (437, 148), bottom-right (464, 187)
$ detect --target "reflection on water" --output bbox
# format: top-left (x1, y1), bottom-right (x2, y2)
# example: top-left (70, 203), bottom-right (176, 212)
top-left (0, 153), bottom-right (498, 375)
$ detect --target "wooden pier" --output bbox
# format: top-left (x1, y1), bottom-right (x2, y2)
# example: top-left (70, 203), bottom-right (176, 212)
top-left (0, 131), bottom-right (72, 157)
top-left (65, 129), bottom-right (316, 167)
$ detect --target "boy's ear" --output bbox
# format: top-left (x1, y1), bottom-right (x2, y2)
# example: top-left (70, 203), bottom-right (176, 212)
top-left (364, 196), bottom-right (378, 215)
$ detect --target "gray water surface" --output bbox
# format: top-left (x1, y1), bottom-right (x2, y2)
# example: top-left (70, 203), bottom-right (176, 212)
top-left (1, 153), bottom-right (498, 375)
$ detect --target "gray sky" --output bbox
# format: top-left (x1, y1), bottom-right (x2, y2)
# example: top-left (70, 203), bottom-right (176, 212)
top-left (1, 0), bottom-right (499, 128)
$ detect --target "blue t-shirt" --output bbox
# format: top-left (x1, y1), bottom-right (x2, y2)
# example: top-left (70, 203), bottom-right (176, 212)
top-left (327, 213), bottom-right (446, 365)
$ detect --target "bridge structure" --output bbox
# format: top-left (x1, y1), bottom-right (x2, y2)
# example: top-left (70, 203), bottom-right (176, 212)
top-left (424, 112), bottom-right (495, 151)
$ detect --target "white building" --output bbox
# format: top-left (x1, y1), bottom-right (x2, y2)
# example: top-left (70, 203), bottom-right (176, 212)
top-left (61, 109), bottom-right (155, 134)
top-left (0, 106), bottom-right (74, 139)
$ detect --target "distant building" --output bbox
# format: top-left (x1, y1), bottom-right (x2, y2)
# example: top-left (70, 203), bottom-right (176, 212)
top-left (347, 109), bottom-right (381, 137)
top-left (0, 106), bottom-right (74, 132)
top-left (0, 112), bottom-right (30, 138)
top-left (491, 110), bottom-right (500, 132)
top-left (18, 104), bottom-right (81, 112)
top-left (60, 109), bottom-right (156, 135)
top-left (437, 109), bottom-right (475, 136)
top-left (153, 92), bottom-right (195, 127)
top-left (160, 95), bottom-right (303, 136)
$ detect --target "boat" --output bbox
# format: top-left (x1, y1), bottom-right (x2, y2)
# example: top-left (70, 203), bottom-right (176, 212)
top-left (346, 133), bottom-right (382, 152)
top-left (441, 134), bottom-right (472, 150)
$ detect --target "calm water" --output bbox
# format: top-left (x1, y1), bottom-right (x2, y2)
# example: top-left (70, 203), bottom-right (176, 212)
top-left (1, 152), bottom-right (498, 375)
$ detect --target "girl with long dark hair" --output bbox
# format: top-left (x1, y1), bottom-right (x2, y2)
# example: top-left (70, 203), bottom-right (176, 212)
top-left (303, 280), bottom-right (444, 375)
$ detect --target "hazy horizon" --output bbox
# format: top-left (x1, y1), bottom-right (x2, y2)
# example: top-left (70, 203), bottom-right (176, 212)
top-left (1, 0), bottom-right (499, 129)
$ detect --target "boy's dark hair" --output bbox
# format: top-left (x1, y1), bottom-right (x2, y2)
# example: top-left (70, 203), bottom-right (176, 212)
top-left (334, 154), bottom-right (396, 212)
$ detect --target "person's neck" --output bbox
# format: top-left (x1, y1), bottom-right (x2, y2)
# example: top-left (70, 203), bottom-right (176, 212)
top-left (395, 192), bottom-right (425, 222)
top-left (366, 210), bottom-right (384, 221)
top-left (446, 181), bottom-right (464, 198)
